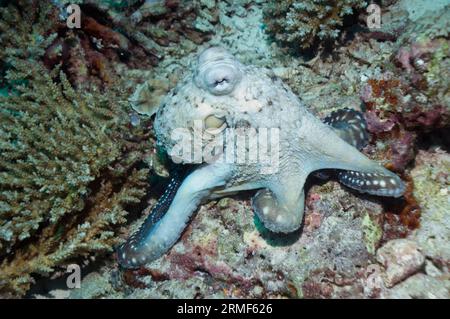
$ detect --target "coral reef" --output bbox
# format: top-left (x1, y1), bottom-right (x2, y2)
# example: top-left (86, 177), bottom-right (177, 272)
top-left (0, 0), bottom-right (135, 90)
top-left (66, 181), bottom-right (385, 298)
top-left (73, 161), bottom-right (448, 298)
top-left (360, 6), bottom-right (450, 172)
top-left (1, 0), bottom-right (217, 92)
top-left (376, 239), bottom-right (425, 287)
top-left (0, 2), bottom-right (157, 295)
top-left (263, 0), bottom-right (367, 52)
top-left (0, 59), bottom-right (151, 297)
top-left (0, 0), bottom-right (238, 297)
top-left (82, 0), bottom-right (220, 114)
top-left (363, 149), bottom-right (449, 298)
top-left (92, 0), bottom-right (218, 62)
top-left (1, 0), bottom-right (448, 300)
top-left (409, 149), bottom-right (450, 263)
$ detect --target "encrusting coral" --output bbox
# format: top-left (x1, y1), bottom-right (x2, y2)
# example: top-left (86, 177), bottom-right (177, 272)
top-left (263, 0), bottom-right (367, 52)
top-left (360, 6), bottom-right (450, 172)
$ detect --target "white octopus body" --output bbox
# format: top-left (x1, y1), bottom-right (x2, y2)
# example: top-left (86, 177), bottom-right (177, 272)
top-left (117, 47), bottom-right (406, 268)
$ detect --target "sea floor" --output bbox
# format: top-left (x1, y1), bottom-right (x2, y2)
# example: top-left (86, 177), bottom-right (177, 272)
top-left (0, 0), bottom-right (448, 299)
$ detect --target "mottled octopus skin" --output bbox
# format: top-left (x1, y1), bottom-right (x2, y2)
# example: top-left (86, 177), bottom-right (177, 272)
top-left (117, 47), bottom-right (406, 269)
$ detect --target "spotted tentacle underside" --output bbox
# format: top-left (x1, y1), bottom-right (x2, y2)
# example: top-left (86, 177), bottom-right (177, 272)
top-left (323, 108), bottom-right (405, 197)
top-left (337, 170), bottom-right (405, 197)
top-left (323, 108), bottom-right (369, 150)
top-left (117, 163), bottom-right (233, 269)
top-left (117, 169), bottom-right (184, 268)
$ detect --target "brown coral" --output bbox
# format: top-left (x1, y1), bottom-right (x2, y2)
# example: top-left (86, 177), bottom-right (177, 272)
top-left (263, 0), bottom-right (367, 52)
top-left (84, 0), bottom-right (217, 64)
top-left (1, 0), bottom-right (210, 91)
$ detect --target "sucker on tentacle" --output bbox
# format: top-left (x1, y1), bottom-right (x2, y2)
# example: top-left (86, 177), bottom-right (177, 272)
top-left (337, 170), bottom-right (405, 197)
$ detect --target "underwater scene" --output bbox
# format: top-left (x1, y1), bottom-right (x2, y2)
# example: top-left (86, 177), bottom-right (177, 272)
top-left (0, 0), bottom-right (449, 300)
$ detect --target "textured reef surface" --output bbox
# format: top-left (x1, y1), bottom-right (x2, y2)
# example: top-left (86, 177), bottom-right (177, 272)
top-left (0, 0), bottom-right (449, 298)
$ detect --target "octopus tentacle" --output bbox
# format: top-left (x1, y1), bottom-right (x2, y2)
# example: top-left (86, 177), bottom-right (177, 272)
top-left (116, 170), bottom-right (183, 268)
top-left (252, 189), bottom-right (305, 233)
top-left (337, 170), bottom-right (405, 197)
top-left (320, 108), bottom-right (405, 197)
top-left (252, 171), bottom-right (307, 233)
top-left (316, 108), bottom-right (368, 180)
top-left (117, 163), bottom-right (233, 268)
top-left (323, 108), bottom-right (369, 150)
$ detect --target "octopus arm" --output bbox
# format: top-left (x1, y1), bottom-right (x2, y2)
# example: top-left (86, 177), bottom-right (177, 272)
top-left (252, 170), bottom-right (307, 233)
top-left (305, 113), bottom-right (406, 198)
top-left (117, 163), bottom-right (233, 268)
top-left (322, 108), bottom-right (369, 150)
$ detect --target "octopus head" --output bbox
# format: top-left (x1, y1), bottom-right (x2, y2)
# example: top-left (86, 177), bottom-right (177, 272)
top-left (155, 47), bottom-right (249, 163)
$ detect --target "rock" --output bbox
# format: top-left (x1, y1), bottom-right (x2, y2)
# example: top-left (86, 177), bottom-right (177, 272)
top-left (363, 264), bottom-right (386, 298)
top-left (376, 239), bottom-right (425, 287)
top-left (424, 260), bottom-right (443, 278)
top-left (386, 273), bottom-right (450, 299)
top-left (410, 149), bottom-right (450, 262)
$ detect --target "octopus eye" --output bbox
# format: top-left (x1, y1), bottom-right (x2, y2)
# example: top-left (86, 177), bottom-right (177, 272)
top-left (204, 114), bottom-right (227, 134)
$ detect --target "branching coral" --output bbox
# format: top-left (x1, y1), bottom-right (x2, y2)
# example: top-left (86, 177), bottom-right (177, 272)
top-left (0, 59), bottom-right (151, 297)
top-left (263, 0), bottom-right (367, 52)
top-left (0, 1), bottom-right (200, 297)
top-left (0, 1), bottom-right (57, 64)
top-left (83, 0), bottom-right (217, 61)
top-left (1, 0), bottom-right (219, 101)
top-left (1, 1), bottom-right (153, 90)
top-left (117, 0), bottom-right (217, 53)
top-left (42, 1), bottom-right (153, 90)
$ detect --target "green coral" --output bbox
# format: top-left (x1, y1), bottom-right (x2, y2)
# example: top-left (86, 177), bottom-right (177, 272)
top-left (0, 1), bottom-right (57, 63)
top-left (263, 0), bottom-right (367, 51)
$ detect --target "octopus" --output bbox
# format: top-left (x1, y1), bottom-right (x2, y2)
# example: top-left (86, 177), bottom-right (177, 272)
top-left (117, 47), bottom-right (406, 268)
